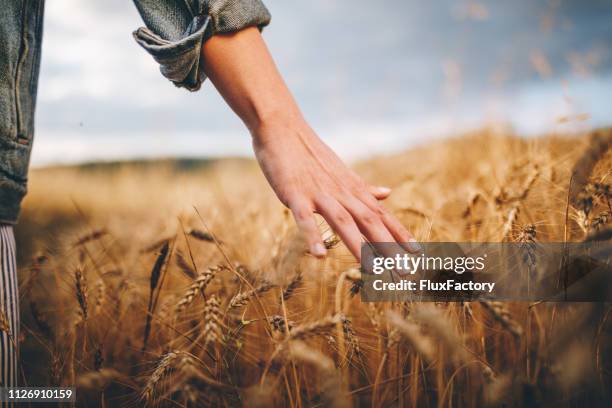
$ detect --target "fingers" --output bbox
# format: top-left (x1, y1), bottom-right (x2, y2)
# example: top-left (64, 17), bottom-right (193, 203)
top-left (369, 185), bottom-right (392, 200)
top-left (339, 195), bottom-right (411, 259)
top-left (289, 199), bottom-right (326, 258)
top-left (290, 184), bottom-right (419, 262)
top-left (339, 195), bottom-right (396, 243)
top-left (380, 211), bottom-right (421, 252)
top-left (356, 189), bottom-right (421, 253)
top-left (315, 197), bottom-right (364, 260)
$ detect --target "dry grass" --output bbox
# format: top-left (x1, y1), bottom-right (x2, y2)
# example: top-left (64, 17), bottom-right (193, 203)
top-left (15, 128), bottom-right (612, 407)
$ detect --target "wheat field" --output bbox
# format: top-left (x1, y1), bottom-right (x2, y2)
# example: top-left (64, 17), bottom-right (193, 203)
top-left (13, 128), bottom-right (612, 407)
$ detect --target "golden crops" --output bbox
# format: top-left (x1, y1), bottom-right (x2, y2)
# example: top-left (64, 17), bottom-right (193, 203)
top-left (15, 128), bottom-right (612, 407)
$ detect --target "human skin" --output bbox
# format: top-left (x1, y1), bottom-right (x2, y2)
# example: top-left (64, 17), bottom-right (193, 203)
top-left (202, 27), bottom-right (420, 260)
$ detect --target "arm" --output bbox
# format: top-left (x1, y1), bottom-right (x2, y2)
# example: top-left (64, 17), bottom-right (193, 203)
top-left (202, 27), bottom-right (419, 259)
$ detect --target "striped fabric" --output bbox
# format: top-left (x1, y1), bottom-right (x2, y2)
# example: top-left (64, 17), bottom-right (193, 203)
top-left (0, 225), bottom-right (18, 388)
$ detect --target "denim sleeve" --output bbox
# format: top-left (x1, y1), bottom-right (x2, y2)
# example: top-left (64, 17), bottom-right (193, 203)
top-left (132, 0), bottom-right (271, 91)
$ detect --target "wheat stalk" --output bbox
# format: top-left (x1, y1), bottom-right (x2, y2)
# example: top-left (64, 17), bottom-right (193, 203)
top-left (157, 294), bottom-right (177, 324)
top-left (72, 228), bottom-right (108, 247)
top-left (142, 351), bottom-right (183, 402)
top-left (175, 250), bottom-right (197, 280)
top-left (93, 278), bottom-right (106, 315)
top-left (501, 205), bottom-right (520, 241)
top-left (518, 224), bottom-right (538, 285)
top-left (268, 315), bottom-right (295, 333)
top-left (343, 268), bottom-right (364, 297)
top-left (74, 267), bottom-right (88, 321)
top-left (175, 265), bottom-right (224, 315)
top-left (230, 281), bottom-right (274, 309)
top-left (569, 129), bottom-right (612, 206)
top-left (411, 304), bottom-right (467, 362)
top-left (589, 210), bottom-right (610, 232)
top-left (188, 228), bottom-right (215, 242)
top-left (324, 234), bottom-right (341, 249)
top-left (496, 165), bottom-right (539, 205)
top-left (479, 301), bottom-right (523, 339)
top-left (385, 310), bottom-right (434, 362)
top-left (202, 295), bottom-right (223, 346)
top-left (282, 270), bottom-right (302, 301)
top-left (143, 241), bottom-right (170, 352)
top-left (288, 341), bottom-right (349, 408)
top-left (286, 314), bottom-right (342, 341)
top-left (340, 315), bottom-right (361, 357)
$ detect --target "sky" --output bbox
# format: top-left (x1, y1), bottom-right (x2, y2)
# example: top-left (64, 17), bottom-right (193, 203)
top-left (32, 0), bottom-right (612, 166)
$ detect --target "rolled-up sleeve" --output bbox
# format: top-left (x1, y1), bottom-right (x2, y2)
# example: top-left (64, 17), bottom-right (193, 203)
top-left (132, 0), bottom-right (271, 91)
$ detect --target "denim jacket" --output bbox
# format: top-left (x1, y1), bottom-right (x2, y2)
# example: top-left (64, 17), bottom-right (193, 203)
top-left (0, 0), bottom-right (270, 224)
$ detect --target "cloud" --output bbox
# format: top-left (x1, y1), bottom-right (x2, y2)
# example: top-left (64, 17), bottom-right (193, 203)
top-left (33, 0), bottom-right (612, 166)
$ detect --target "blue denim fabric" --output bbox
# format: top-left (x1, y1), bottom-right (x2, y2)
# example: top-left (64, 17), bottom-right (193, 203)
top-left (133, 0), bottom-right (271, 91)
top-left (0, 0), bottom-right (45, 225)
top-left (0, 0), bottom-right (270, 224)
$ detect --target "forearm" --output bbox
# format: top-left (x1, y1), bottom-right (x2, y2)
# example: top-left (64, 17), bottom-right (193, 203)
top-left (201, 27), bottom-right (303, 134)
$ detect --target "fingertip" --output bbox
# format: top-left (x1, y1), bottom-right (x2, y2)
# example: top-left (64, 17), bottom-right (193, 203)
top-left (371, 186), bottom-right (392, 200)
top-left (403, 238), bottom-right (422, 253)
top-left (311, 242), bottom-right (327, 258)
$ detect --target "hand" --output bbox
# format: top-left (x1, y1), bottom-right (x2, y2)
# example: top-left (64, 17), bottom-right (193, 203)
top-left (251, 115), bottom-right (420, 260)
top-left (201, 28), bottom-right (420, 260)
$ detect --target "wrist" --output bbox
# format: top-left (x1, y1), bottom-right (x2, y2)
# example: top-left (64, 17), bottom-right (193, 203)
top-left (249, 107), bottom-right (306, 144)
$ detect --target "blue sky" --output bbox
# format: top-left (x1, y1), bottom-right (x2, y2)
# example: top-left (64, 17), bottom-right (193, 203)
top-left (32, 0), bottom-right (612, 165)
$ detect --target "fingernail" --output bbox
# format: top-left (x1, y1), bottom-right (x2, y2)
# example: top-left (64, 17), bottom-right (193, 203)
top-left (376, 186), bottom-right (392, 195)
top-left (406, 238), bottom-right (422, 253)
top-left (312, 243), bottom-right (327, 257)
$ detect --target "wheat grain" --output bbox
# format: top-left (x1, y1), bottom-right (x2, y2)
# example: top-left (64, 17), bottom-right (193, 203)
top-left (342, 268), bottom-right (364, 297)
top-left (142, 351), bottom-right (183, 402)
top-left (72, 228), bottom-right (108, 247)
top-left (230, 281), bottom-right (274, 309)
top-left (324, 234), bottom-right (341, 249)
top-left (149, 241), bottom-right (170, 292)
top-left (93, 278), bottom-right (106, 315)
top-left (175, 249), bottom-right (197, 280)
top-left (175, 265), bottom-right (224, 315)
top-left (589, 210), bottom-right (610, 232)
top-left (202, 295), bottom-right (223, 346)
top-left (340, 315), bottom-right (361, 357)
top-left (287, 314), bottom-right (342, 341)
top-left (143, 240), bottom-right (171, 351)
top-left (501, 205), bottom-right (519, 241)
top-left (74, 267), bottom-right (88, 321)
top-left (518, 224), bottom-right (537, 282)
top-left (282, 270), bottom-right (302, 301)
top-left (188, 229), bottom-right (215, 242)
top-left (268, 315), bottom-right (295, 333)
